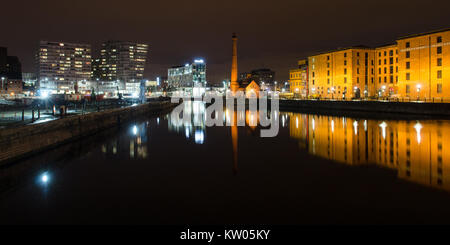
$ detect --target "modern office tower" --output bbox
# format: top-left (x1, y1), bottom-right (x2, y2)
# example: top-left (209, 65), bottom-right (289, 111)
top-left (100, 41), bottom-right (148, 94)
top-left (0, 47), bottom-right (23, 95)
top-left (168, 59), bottom-right (206, 95)
top-left (397, 29), bottom-right (450, 99)
top-left (308, 46), bottom-right (376, 99)
top-left (0, 47), bottom-right (7, 76)
top-left (289, 59), bottom-right (309, 97)
top-left (36, 41), bottom-right (92, 94)
top-left (250, 68), bottom-right (275, 85)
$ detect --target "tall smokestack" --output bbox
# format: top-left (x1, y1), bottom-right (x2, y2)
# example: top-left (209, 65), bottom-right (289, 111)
top-left (230, 33), bottom-right (239, 93)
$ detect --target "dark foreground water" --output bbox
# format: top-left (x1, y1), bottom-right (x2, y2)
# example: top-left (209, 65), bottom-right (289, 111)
top-left (1, 101), bottom-right (450, 225)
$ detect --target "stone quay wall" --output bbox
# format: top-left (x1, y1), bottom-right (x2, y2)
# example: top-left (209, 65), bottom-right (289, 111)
top-left (0, 101), bottom-right (175, 165)
top-left (277, 99), bottom-right (450, 117)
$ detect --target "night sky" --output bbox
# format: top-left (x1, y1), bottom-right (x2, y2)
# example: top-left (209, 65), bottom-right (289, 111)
top-left (1, 0), bottom-right (449, 84)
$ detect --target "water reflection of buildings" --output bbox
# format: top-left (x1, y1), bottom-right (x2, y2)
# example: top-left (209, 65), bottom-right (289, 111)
top-left (101, 122), bottom-right (150, 159)
top-left (168, 101), bottom-right (206, 144)
top-left (288, 113), bottom-right (450, 191)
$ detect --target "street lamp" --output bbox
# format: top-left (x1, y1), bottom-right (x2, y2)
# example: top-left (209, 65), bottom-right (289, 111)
top-left (416, 84), bottom-right (421, 101)
top-left (1, 77), bottom-right (4, 91)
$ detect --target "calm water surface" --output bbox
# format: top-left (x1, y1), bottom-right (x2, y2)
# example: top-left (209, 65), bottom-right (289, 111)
top-left (1, 101), bottom-right (450, 224)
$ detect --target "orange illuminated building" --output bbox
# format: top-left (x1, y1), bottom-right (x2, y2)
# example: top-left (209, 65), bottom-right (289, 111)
top-left (308, 46), bottom-right (375, 99)
top-left (295, 28), bottom-right (450, 100)
top-left (289, 59), bottom-right (308, 98)
top-left (374, 44), bottom-right (399, 97)
top-left (397, 29), bottom-right (450, 100)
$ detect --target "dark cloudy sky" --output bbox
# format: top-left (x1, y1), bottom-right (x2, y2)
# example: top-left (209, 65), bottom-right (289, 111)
top-left (0, 0), bottom-right (449, 84)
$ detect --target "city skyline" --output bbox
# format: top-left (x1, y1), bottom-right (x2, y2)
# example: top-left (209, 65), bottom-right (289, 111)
top-left (1, 0), bottom-right (450, 84)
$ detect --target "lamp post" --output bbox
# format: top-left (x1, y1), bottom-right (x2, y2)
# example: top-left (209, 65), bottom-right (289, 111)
top-left (416, 84), bottom-right (421, 101)
top-left (1, 77), bottom-right (5, 93)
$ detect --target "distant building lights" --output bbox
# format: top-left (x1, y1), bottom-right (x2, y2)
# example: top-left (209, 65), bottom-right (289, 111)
top-left (194, 59), bottom-right (204, 63)
top-left (41, 91), bottom-right (49, 99)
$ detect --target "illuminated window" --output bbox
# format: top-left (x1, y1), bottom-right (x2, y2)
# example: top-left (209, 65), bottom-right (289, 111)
top-left (437, 70), bottom-right (442, 79)
top-left (406, 85), bottom-right (410, 93)
top-left (437, 84), bottom-right (442, 94)
top-left (406, 73), bottom-right (410, 80)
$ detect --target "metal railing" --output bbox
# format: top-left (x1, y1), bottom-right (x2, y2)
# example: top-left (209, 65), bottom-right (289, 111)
top-left (279, 95), bottom-right (450, 103)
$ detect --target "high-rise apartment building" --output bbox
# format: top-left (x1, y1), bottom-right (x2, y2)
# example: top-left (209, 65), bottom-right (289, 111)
top-left (36, 41), bottom-right (92, 94)
top-left (100, 41), bottom-right (148, 94)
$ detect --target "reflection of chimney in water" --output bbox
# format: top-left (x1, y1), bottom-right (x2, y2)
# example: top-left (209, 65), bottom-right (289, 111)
top-left (231, 110), bottom-right (238, 175)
